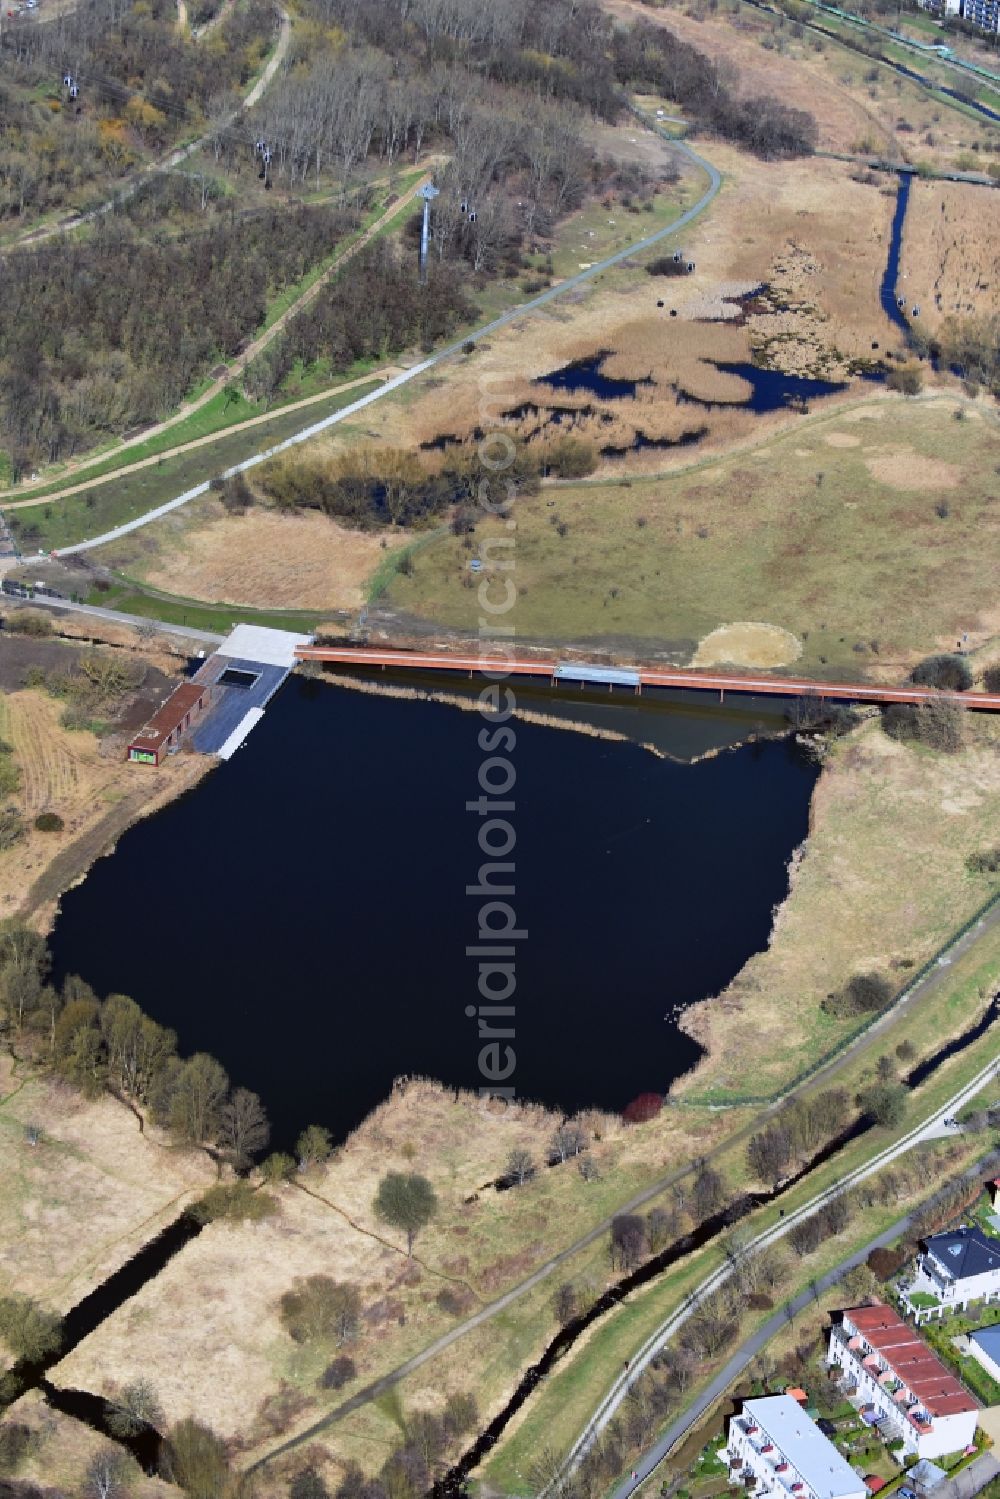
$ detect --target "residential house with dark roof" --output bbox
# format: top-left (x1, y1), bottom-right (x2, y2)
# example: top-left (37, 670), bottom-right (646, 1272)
top-left (905, 1227), bottom-right (1000, 1318)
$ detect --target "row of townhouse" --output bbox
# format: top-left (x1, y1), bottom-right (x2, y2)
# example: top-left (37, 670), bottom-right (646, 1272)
top-left (826, 1303), bottom-right (978, 1461)
top-left (724, 1300), bottom-right (981, 1499)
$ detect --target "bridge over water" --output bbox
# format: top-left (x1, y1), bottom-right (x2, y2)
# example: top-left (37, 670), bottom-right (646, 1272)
top-left (294, 646), bottom-right (1000, 711)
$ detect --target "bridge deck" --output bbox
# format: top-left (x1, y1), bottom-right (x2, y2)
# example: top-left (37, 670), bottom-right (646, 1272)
top-left (294, 647), bottom-right (1000, 711)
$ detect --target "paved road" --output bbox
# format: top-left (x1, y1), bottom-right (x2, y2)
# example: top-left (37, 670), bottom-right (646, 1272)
top-left (50, 137), bottom-right (722, 557)
top-left (608, 1184), bottom-right (1000, 1499)
top-left (937, 1453), bottom-right (1000, 1499)
top-left (610, 1212), bottom-right (914, 1499)
top-left (251, 1036), bottom-right (999, 1475)
top-left (0, 369), bottom-right (402, 512)
top-left (3, 593), bottom-right (224, 645)
top-left (555, 1057), bottom-right (1000, 1492)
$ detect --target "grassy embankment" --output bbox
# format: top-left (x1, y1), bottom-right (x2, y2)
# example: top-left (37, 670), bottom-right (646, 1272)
top-left (3, 385), bottom-right (380, 555)
top-left (384, 396), bottom-right (1000, 676)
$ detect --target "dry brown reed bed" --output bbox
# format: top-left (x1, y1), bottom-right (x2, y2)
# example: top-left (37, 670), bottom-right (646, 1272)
top-left (900, 180), bottom-right (1000, 332)
top-left (343, 1074), bottom-right (624, 1154)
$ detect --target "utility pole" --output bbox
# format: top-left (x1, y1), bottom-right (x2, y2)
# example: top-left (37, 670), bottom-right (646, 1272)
top-left (417, 181), bottom-right (439, 282)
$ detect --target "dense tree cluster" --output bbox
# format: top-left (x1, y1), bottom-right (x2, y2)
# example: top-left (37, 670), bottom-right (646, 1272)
top-left (0, 927), bottom-right (270, 1163)
top-left (0, 0), bottom-right (274, 219)
top-left (323, 1392), bottom-right (478, 1499)
top-left (245, 240), bottom-right (474, 407)
top-left (611, 20), bottom-right (818, 158)
top-left (259, 423), bottom-right (540, 531)
top-left (0, 202), bottom-right (357, 469)
top-left (746, 1087), bottom-right (850, 1186)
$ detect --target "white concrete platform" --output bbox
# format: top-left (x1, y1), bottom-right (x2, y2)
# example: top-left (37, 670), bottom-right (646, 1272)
top-left (216, 624), bottom-right (313, 669)
top-left (217, 708), bottom-right (266, 761)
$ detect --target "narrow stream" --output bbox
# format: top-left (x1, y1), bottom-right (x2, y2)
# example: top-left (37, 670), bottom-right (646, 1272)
top-left (1, 1212), bottom-right (204, 1470)
top-left (879, 173), bottom-right (914, 334)
top-left (431, 991), bottom-right (998, 1496)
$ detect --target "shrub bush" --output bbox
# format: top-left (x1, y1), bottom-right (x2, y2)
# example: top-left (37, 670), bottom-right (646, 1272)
top-left (6, 610), bottom-right (53, 637)
top-left (0, 809), bottom-right (25, 851)
top-left (822, 972), bottom-right (892, 1019)
top-left (911, 654), bottom-right (972, 692)
top-left (646, 256), bottom-right (689, 277)
top-left (34, 812), bottom-right (64, 833)
top-left (320, 1355), bottom-right (356, 1390)
top-left (882, 700), bottom-right (965, 753)
top-left (191, 1181), bottom-right (278, 1224)
top-left (967, 847), bottom-right (1000, 874)
top-left (540, 436), bottom-right (598, 479)
top-left (885, 365), bottom-right (923, 395)
top-left (622, 1092), bottom-right (664, 1124)
top-left (0, 1294), bottom-right (62, 1361)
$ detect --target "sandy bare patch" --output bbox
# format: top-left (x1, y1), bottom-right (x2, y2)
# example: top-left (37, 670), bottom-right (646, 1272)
top-left (865, 451), bottom-right (961, 491)
top-left (843, 406), bottom-right (886, 422)
top-left (691, 621), bottom-right (802, 668)
top-left (823, 432), bottom-right (861, 448)
top-left (142, 508), bottom-right (392, 611)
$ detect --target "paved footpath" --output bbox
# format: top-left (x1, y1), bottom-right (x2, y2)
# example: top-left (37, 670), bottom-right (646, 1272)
top-left (3, 593), bottom-right (223, 645)
top-left (610, 1169), bottom-right (1000, 1499)
top-left (51, 139), bottom-right (722, 557)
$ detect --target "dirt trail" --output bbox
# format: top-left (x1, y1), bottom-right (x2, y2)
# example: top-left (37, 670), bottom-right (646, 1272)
top-left (3, 6), bottom-right (291, 255)
top-left (0, 368), bottom-right (402, 513)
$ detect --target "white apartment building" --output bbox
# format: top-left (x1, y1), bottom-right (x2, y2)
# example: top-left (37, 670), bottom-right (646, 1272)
top-left (724, 1395), bottom-right (868, 1499)
top-left (827, 1304), bottom-right (977, 1461)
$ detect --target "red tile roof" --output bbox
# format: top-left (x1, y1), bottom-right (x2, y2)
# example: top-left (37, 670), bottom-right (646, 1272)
top-left (843, 1305), bottom-right (976, 1418)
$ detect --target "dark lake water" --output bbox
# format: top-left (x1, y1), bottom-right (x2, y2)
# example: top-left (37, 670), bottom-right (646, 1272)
top-left (49, 679), bottom-right (818, 1148)
top-left (537, 355), bottom-right (852, 415)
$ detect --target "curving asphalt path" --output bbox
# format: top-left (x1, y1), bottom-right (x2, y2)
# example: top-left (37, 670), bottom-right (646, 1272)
top-left (607, 1183), bottom-right (1000, 1499)
top-left (249, 967), bottom-right (999, 1476)
top-left (49, 137), bottom-right (722, 558)
top-left (555, 1055), bottom-right (1000, 1496)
